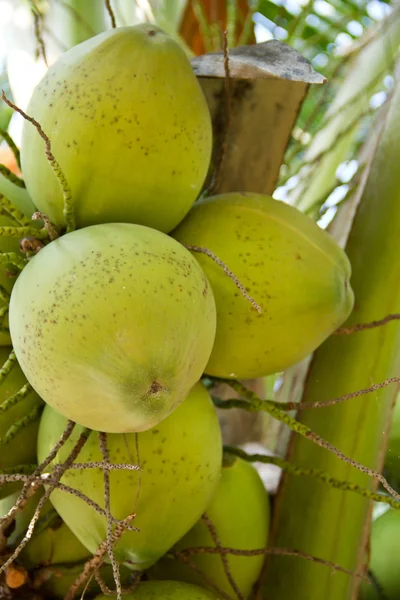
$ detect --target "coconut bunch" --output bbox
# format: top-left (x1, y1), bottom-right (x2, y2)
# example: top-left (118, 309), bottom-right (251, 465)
top-left (0, 23), bottom-right (355, 600)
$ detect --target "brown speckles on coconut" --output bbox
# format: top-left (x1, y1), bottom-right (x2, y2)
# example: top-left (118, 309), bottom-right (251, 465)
top-left (20, 24), bottom-right (212, 233)
top-left (9, 223), bottom-right (216, 433)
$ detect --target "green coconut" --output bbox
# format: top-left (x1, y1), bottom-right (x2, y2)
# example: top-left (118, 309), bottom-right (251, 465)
top-left (151, 454), bottom-right (269, 598)
top-left (37, 382), bottom-right (222, 571)
top-left (20, 24), bottom-right (212, 233)
top-left (384, 393), bottom-right (400, 485)
top-left (9, 223), bottom-right (216, 433)
top-left (173, 192), bottom-right (354, 378)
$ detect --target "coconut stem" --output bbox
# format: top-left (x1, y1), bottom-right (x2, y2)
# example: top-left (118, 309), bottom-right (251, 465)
top-left (104, 0), bottom-right (117, 28)
top-left (42, 480), bottom-right (138, 531)
top-left (202, 513), bottom-right (244, 600)
top-left (173, 546), bottom-right (370, 583)
top-left (0, 350), bottom-right (16, 384)
top-left (280, 376), bottom-right (400, 411)
top-left (0, 472), bottom-right (139, 529)
top-left (0, 428), bottom-right (89, 575)
top-left (0, 404), bottom-right (41, 446)
top-left (223, 446), bottom-right (400, 510)
top-left (185, 245), bottom-right (262, 313)
top-left (94, 569), bottom-right (142, 596)
top-left (0, 420), bottom-right (75, 536)
top-left (0, 288), bottom-right (10, 309)
top-left (335, 312), bottom-right (400, 335)
top-left (219, 379), bottom-right (400, 501)
top-left (0, 194), bottom-right (31, 227)
top-left (32, 211), bottom-right (59, 241)
top-left (216, 375), bottom-right (400, 412)
top-left (69, 461), bottom-right (139, 471)
top-left (0, 165), bottom-right (24, 189)
top-left (0, 226), bottom-right (48, 239)
top-left (172, 551), bottom-right (232, 600)
top-left (0, 383), bottom-right (33, 414)
top-left (0, 252), bottom-right (27, 271)
top-left (99, 431), bottom-right (122, 600)
top-left (65, 510), bottom-right (137, 600)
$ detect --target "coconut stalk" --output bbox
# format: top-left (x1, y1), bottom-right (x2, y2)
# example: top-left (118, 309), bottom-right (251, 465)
top-left (261, 67), bottom-right (400, 600)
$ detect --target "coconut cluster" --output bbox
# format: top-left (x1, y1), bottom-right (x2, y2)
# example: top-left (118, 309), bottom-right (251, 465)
top-left (0, 24), bottom-right (354, 600)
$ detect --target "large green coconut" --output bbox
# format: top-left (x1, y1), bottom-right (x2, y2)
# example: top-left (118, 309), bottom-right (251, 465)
top-left (37, 382), bottom-right (222, 571)
top-left (173, 192), bottom-right (354, 378)
top-left (151, 454), bottom-right (270, 598)
top-left (9, 223), bottom-right (216, 433)
top-left (20, 24), bottom-right (212, 233)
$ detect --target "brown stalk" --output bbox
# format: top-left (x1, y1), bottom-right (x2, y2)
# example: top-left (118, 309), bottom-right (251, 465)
top-left (98, 432), bottom-right (122, 600)
top-left (0, 428), bottom-right (89, 574)
top-left (174, 546), bottom-right (371, 583)
top-left (335, 313), bottom-right (400, 335)
top-left (202, 513), bottom-right (244, 600)
top-left (64, 511), bottom-right (136, 600)
top-left (186, 245), bottom-right (262, 313)
top-left (104, 0), bottom-right (117, 28)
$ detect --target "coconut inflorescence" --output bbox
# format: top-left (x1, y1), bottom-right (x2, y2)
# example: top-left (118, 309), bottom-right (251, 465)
top-left (0, 18), bottom-right (357, 600)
